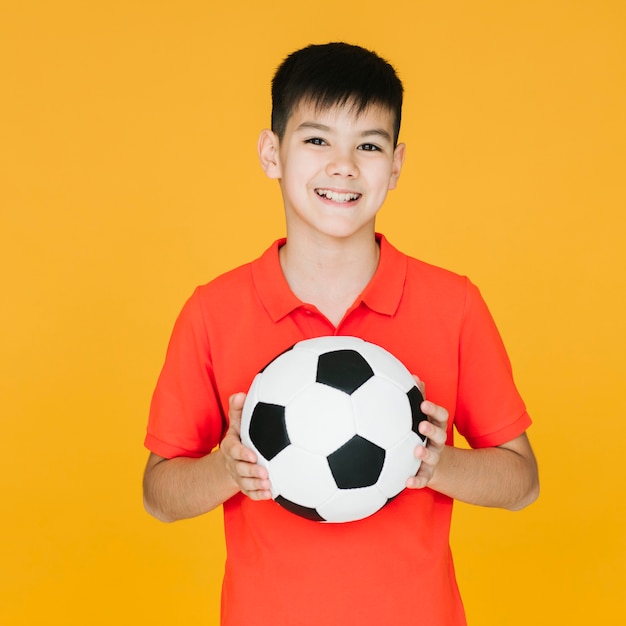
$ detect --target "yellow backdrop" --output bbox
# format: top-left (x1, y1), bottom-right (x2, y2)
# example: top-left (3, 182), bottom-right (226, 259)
top-left (1, 1), bottom-right (624, 624)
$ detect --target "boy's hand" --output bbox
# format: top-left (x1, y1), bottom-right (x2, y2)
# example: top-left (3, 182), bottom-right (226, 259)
top-left (219, 392), bottom-right (272, 501)
top-left (406, 377), bottom-right (449, 490)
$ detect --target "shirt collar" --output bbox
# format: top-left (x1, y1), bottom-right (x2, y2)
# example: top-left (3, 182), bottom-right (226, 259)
top-left (361, 234), bottom-right (407, 316)
top-left (251, 238), bottom-right (300, 322)
top-left (252, 234), bottom-right (407, 323)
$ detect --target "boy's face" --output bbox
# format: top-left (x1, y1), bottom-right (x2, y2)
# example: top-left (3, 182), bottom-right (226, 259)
top-left (259, 101), bottom-right (405, 242)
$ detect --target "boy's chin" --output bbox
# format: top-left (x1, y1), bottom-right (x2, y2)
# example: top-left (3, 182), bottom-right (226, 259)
top-left (309, 220), bottom-right (377, 242)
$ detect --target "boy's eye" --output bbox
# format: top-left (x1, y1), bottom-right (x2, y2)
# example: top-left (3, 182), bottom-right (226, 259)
top-left (305, 137), bottom-right (327, 146)
top-left (359, 143), bottom-right (381, 152)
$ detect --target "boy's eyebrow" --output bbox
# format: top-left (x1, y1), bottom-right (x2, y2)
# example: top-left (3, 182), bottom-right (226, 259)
top-left (295, 121), bottom-right (392, 142)
top-left (361, 128), bottom-right (393, 142)
top-left (296, 121), bottom-right (332, 132)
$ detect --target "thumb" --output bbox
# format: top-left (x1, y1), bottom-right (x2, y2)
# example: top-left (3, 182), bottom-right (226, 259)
top-left (228, 392), bottom-right (247, 431)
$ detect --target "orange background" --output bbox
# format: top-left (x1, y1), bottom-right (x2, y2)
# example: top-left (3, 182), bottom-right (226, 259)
top-left (1, 1), bottom-right (625, 624)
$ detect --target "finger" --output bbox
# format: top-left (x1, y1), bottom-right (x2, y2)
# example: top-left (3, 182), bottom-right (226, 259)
top-left (230, 391), bottom-right (246, 409)
top-left (406, 472), bottom-right (431, 490)
top-left (406, 445), bottom-right (440, 489)
top-left (234, 458), bottom-right (268, 480)
top-left (420, 400), bottom-right (448, 430)
top-left (406, 452), bottom-right (435, 488)
top-left (234, 463), bottom-right (272, 500)
top-left (242, 484), bottom-right (273, 501)
top-left (229, 392), bottom-right (246, 425)
top-left (224, 437), bottom-right (258, 464)
top-left (413, 442), bottom-right (441, 465)
top-left (418, 419), bottom-right (447, 447)
top-left (226, 392), bottom-right (247, 440)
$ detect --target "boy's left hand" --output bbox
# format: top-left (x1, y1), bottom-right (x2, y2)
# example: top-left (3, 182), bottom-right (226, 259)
top-left (406, 377), bottom-right (449, 490)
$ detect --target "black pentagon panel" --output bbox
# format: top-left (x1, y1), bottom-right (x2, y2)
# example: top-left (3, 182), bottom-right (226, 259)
top-left (275, 496), bottom-right (325, 522)
top-left (407, 386), bottom-right (428, 443)
top-left (328, 435), bottom-right (385, 489)
top-left (316, 349), bottom-right (375, 395)
top-left (249, 402), bottom-right (290, 460)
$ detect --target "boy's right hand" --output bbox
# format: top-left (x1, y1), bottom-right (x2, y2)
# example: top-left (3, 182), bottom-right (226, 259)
top-left (219, 392), bottom-right (273, 501)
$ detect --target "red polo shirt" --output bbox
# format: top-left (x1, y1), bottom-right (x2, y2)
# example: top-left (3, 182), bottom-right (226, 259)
top-left (146, 235), bottom-right (531, 626)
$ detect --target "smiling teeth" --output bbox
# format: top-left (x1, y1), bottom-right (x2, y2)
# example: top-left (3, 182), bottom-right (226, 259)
top-left (316, 189), bottom-right (360, 203)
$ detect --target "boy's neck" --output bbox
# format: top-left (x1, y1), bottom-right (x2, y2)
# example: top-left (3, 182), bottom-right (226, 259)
top-left (279, 231), bottom-right (380, 326)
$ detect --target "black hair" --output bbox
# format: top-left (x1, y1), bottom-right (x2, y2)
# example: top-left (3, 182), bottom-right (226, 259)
top-left (271, 42), bottom-right (404, 145)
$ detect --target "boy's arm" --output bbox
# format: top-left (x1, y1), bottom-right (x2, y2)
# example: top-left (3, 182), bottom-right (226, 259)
top-left (143, 394), bottom-right (272, 523)
top-left (144, 392), bottom-right (538, 520)
top-left (408, 399), bottom-right (539, 511)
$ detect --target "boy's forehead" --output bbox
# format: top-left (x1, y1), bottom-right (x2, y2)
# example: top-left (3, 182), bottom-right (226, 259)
top-left (288, 99), bottom-right (395, 134)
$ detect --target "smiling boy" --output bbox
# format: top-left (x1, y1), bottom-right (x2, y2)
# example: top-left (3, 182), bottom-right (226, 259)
top-left (260, 102), bottom-right (405, 327)
top-left (143, 43), bottom-right (539, 625)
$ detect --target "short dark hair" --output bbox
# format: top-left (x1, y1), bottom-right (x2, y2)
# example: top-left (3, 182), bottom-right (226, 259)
top-left (271, 42), bottom-right (404, 145)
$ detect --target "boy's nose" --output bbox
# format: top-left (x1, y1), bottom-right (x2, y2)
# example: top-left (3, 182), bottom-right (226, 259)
top-left (326, 151), bottom-right (359, 178)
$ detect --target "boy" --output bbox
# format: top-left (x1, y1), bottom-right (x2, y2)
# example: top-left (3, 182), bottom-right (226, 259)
top-left (143, 42), bottom-right (539, 625)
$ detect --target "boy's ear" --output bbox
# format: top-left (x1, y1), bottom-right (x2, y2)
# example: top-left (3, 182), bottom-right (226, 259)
top-left (258, 129), bottom-right (282, 179)
top-left (388, 142), bottom-right (406, 191)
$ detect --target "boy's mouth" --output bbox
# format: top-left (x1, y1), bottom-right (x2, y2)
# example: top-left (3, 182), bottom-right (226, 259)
top-left (315, 189), bottom-right (361, 203)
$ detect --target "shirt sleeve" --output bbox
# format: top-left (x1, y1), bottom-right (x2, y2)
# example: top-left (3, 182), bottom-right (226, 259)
top-left (144, 288), bottom-right (226, 458)
top-left (454, 280), bottom-right (532, 448)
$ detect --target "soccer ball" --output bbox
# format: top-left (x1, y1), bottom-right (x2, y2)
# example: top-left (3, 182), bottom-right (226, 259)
top-left (240, 336), bottom-right (428, 523)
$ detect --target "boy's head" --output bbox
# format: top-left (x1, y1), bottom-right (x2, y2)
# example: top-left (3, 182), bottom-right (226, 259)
top-left (271, 42), bottom-right (404, 146)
